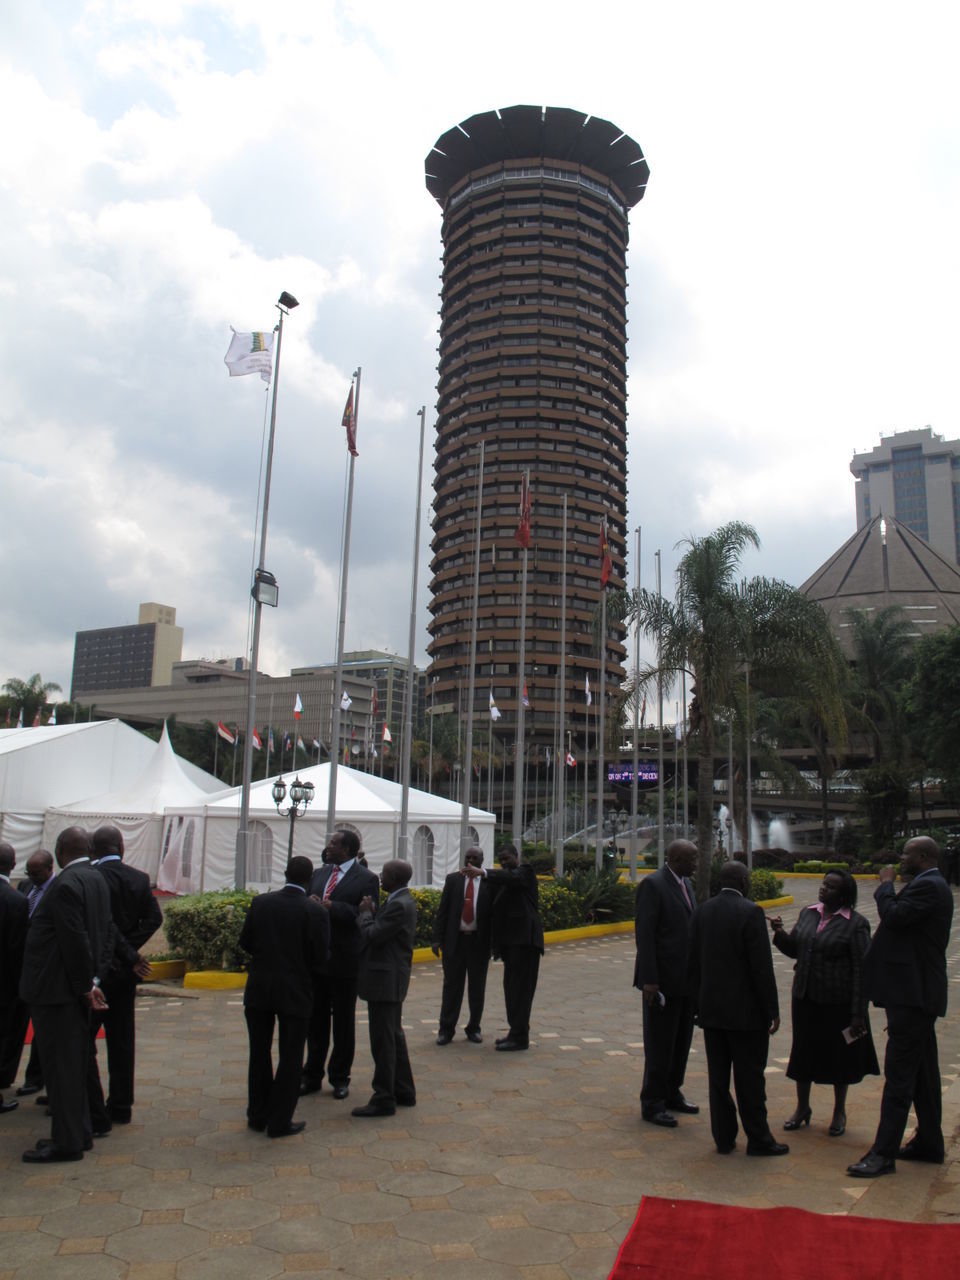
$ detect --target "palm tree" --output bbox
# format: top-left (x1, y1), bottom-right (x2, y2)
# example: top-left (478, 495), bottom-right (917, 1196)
top-left (845, 606), bottom-right (914, 762)
top-left (628, 522), bottom-right (845, 899)
top-left (2, 673), bottom-right (62, 725)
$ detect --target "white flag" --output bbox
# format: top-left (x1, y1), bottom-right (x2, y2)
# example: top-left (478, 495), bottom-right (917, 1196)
top-left (16, 707), bottom-right (23, 728)
top-left (293, 693), bottom-right (303, 720)
top-left (341, 691), bottom-right (352, 710)
top-left (545, 746), bottom-right (551, 766)
top-left (383, 724), bottom-right (392, 743)
top-left (48, 708), bottom-right (57, 725)
top-left (489, 690), bottom-right (502, 721)
top-left (224, 327), bottom-right (274, 383)
top-left (585, 674), bottom-right (592, 707)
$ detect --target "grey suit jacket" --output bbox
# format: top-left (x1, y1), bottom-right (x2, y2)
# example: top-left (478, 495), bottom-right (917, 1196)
top-left (357, 889), bottom-right (417, 1004)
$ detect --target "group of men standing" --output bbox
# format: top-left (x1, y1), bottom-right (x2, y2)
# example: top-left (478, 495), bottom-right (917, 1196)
top-left (633, 837), bottom-right (954, 1174)
top-left (0, 825), bottom-right (161, 1162)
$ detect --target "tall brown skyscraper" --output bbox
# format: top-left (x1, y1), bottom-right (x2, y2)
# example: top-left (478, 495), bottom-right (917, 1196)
top-left (424, 106), bottom-right (648, 773)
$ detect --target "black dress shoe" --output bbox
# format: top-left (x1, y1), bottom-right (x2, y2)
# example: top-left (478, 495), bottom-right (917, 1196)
top-left (247, 1120), bottom-right (266, 1133)
top-left (642, 1110), bottom-right (678, 1128)
top-left (396, 1096), bottom-right (416, 1107)
top-left (494, 1039), bottom-right (528, 1052)
top-left (465, 1029), bottom-right (482, 1043)
top-left (436, 1031), bottom-right (454, 1046)
top-left (331, 1084), bottom-right (350, 1100)
top-left (34, 1094), bottom-right (49, 1106)
top-left (351, 1103), bottom-right (396, 1117)
top-left (847, 1152), bottom-right (895, 1178)
top-left (666, 1095), bottom-right (699, 1115)
top-left (109, 1109), bottom-right (132, 1125)
top-left (716, 1142), bottom-right (736, 1154)
top-left (16, 1084), bottom-right (41, 1097)
top-left (299, 1079), bottom-right (322, 1096)
top-left (0, 1098), bottom-right (19, 1114)
top-left (746, 1140), bottom-right (789, 1156)
top-left (898, 1137), bottom-right (944, 1164)
top-left (267, 1121), bottom-right (306, 1138)
top-left (92, 1123), bottom-right (112, 1138)
top-left (23, 1145), bottom-right (83, 1163)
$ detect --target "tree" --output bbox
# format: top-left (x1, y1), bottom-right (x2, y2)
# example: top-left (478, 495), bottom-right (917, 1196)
top-left (845, 606), bottom-right (915, 763)
top-left (627, 522), bottom-right (845, 899)
top-left (908, 624), bottom-right (960, 798)
top-left (2, 673), bottom-right (62, 725)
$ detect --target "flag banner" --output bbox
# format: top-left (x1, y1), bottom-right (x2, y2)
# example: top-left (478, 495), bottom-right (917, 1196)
top-left (515, 471), bottom-right (531, 548)
top-left (48, 708), bottom-right (57, 725)
top-left (489, 690), bottom-right (502, 721)
top-left (340, 691), bottom-right (352, 710)
top-left (474, 762), bottom-right (480, 778)
top-left (676, 719), bottom-right (683, 741)
top-left (293, 693), bottom-right (303, 720)
top-left (268, 728), bottom-right (275, 753)
top-left (216, 720), bottom-right (236, 745)
top-left (382, 723), bottom-right (392, 743)
top-left (224, 328), bottom-right (274, 384)
top-left (545, 746), bottom-right (551, 766)
top-left (251, 728), bottom-right (262, 750)
top-left (585, 674), bottom-right (592, 707)
top-left (371, 688), bottom-right (378, 717)
top-left (284, 734), bottom-right (292, 751)
top-left (598, 516), bottom-right (612, 587)
top-left (343, 744), bottom-right (349, 763)
top-left (640, 695), bottom-right (647, 728)
top-left (371, 746), bottom-right (378, 759)
top-left (566, 751), bottom-right (577, 767)
top-left (342, 384), bottom-right (358, 457)
top-left (312, 737), bottom-right (321, 751)
top-left (296, 736), bottom-right (305, 752)
top-left (16, 707), bottom-right (23, 728)
top-left (523, 682), bottom-right (530, 708)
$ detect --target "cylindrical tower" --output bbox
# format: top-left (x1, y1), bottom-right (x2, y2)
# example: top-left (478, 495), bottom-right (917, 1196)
top-left (424, 105), bottom-right (649, 774)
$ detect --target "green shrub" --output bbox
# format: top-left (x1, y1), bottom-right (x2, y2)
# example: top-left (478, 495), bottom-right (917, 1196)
top-left (749, 868), bottom-right (785, 902)
top-left (163, 889), bottom-right (256, 970)
top-left (560, 868), bottom-right (635, 923)
top-left (538, 882), bottom-right (585, 931)
top-left (410, 888), bottom-right (440, 948)
top-left (522, 846), bottom-right (556, 875)
top-left (791, 860), bottom-right (847, 875)
top-left (559, 849), bottom-right (601, 874)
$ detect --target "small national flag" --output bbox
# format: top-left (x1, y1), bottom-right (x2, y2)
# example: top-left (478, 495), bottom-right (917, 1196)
top-left (251, 728), bottom-right (262, 750)
top-left (522, 683), bottom-right (530, 709)
top-left (313, 737), bottom-right (321, 751)
top-left (371, 687), bottom-right (378, 718)
top-left (585, 674), bottom-right (592, 707)
top-left (16, 707), bottom-right (23, 728)
top-left (566, 751), bottom-right (577, 767)
top-left (545, 746), bottom-right (551, 767)
top-left (515, 470), bottom-right (531, 548)
top-left (268, 728), bottom-right (275, 753)
top-left (640, 696), bottom-right (646, 729)
top-left (224, 328), bottom-right (275, 384)
top-left (296, 735), bottom-right (305, 752)
top-left (32, 709), bottom-right (41, 727)
top-left (489, 690), bottom-right (502, 721)
top-left (675, 709), bottom-right (683, 742)
top-left (48, 707), bottom-right (57, 725)
top-left (473, 762), bottom-right (480, 778)
top-left (382, 723), bottom-right (392, 743)
top-left (216, 720), bottom-right (236, 745)
top-left (293, 693), bottom-right (303, 720)
top-left (340, 691), bottom-right (352, 711)
top-left (342, 384), bottom-right (358, 457)
top-left (598, 516), bottom-right (612, 587)
top-left (283, 734), bottom-right (292, 752)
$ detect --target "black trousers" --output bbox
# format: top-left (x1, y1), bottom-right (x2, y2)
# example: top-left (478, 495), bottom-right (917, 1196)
top-left (245, 1008), bottom-right (308, 1134)
top-left (499, 944), bottom-right (540, 1044)
top-left (32, 1000), bottom-right (91, 1155)
top-left (438, 933), bottom-right (490, 1035)
top-left (91, 972), bottom-right (138, 1120)
top-left (303, 965), bottom-right (359, 1087)
top-left (873, 1004), bottom-right (943, 1159)
top-left (366, 999), bottom-right (415, 1110)
top-left (0, 997), bottom-right (29, 1087)
top-left (703, 1026), bottom-right (774, 1150)
top-left (640, 994), bottom-right (695, 1113)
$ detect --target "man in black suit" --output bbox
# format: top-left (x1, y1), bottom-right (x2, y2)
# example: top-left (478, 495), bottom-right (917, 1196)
top-left (847, 836), bottom-right (954, 1178)
top-left (301, 830), bottom-right (379, 1100)
top-left (352, 859), bottom-right (417, 1117)
top-left (689, 860), bottom-right (787, 1157)
top-left (19, 827), bottom-right (112, 1163)
top-left (432, 846), bottom-right (491, 1045)
top-left (89, 825), bottom-right (163, 1127)
top-left (239, 855), bottom-right (330, 1138)
top-left (0, 842), bottom-right (28, 1113)
top-left (633, 839), bottom-right (699, 1127)
top-left (480, 843), bottom-right (544, 1051)
top-left (10, 851), bottom-right (56, 1098)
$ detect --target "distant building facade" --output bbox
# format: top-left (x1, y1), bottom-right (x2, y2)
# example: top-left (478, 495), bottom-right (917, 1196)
top-left (293, 651), bottom-right (426, 745)
top-left (851, 427), bottom-right (960, 565)
top-left (71, 603), bottom-right (183, 700)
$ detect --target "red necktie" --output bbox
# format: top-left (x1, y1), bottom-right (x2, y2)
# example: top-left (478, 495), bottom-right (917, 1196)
top-left (324, 866), bottom-right (340, 899)
top-left (462, 876), bottom-right (475, 924)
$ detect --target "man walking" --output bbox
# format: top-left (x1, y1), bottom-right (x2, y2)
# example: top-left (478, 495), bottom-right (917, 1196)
top-left (847, 836), bottom-right (954, 1177)
top-left (432, 846), bottom-right (491, 1045)
top-left (0, 842), bottom-right (28, 1113)
top-left (481, 843), bottom-right (544, 1051)
top-left (689, 860), bottom-right (787, 1157)
top-left (301, 830), bottom-right (379, 1101)
top-left (633, 838), bottom-right (699, 1126)
top-left (19, 827), bottom-right (111, 1163)
top-left (239, 856), bottom-right (330, 1138)
top-left (352, 859), bottom-right (418, 1117)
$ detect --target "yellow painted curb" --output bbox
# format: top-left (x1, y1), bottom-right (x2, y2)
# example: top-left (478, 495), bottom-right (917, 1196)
top-left (144, 960), bottom-right (187, 983)
top-left (756, 896), bottom-right (794, 909)
top-left (545, 921), bottom-right (635, 943)
top-left (183, 971), bottom-right (247, 990)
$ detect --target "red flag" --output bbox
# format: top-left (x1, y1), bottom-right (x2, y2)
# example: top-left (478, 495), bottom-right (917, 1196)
top-left (515, 471), bottom-right (531, 548)
top-left (598, 517), bottom-right (612, 588)
top-left (216, 720), bottom-right (236, 745)
top-left (251, 728), bottom-right (262, 750)
top-left (342, 385), bottom-right (358, 457)
top-left (566, 751), bottom-right (577, 767)
top-left (293, 693), bottom-right (302, 720)
top-left (32, 709), bottom-right (41, 727)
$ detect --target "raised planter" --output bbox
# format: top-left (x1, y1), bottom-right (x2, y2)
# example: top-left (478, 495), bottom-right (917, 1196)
top-left (143, 960), bottom-right (187, 983)
top-left (183, 970), bottom-right (247, 991)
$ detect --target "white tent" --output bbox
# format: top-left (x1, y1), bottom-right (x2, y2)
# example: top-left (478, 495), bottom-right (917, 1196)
top-left (158, 763), bottom-right (495, 894)
top-left (0, 721), bottom-right (159, 865)
top-left (43, 724), bottom-right (224, 881)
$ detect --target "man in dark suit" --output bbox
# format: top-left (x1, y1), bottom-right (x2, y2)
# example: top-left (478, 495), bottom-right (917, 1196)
top-left (10, 851), bottom-right (56, 1098)
top-left (88, 825), bottom-right (163, 1127)
top-left (239, 855), bottom-right (330, 1138)
top-left (301, 829), bottom-right (379, 1101)
top-left (432, 846), bottom-right (491, 1045)
top-left (0, 842), bottom-right (28, 1113)
top-left (19, 827), bottom-right (112, 1163)
top-left (352, 859), bottom-right (417, 1117)
top-left (480, 843), bottom-right (544, 1051)
top-left (633, 839), bottom-right (699, 1127)
top-left (689, 860), bottom-right (787, 1157)
top-left (847, 836), bottom-right (954, 1178)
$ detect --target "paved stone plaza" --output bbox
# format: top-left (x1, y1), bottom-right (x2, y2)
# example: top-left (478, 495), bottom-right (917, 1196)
top-left (2, 877), bottom-right (958, 1280)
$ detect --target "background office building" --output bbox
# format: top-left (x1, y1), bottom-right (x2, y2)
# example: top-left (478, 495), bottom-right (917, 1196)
top-left (851, 426), bottom-right (960, 565)
top-left (424, 105), bottom-right (648, 749)
top-left (71, 602), bottom-right (183, 700)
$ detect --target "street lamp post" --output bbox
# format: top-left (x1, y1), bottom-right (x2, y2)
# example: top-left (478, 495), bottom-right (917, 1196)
top-left (272, 774), bottom-right (315, 861)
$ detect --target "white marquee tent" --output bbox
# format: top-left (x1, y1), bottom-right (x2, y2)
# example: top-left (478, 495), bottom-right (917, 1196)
top-left (43, 724), bottom-right (225, 881)
top-left (158, 763), bottom-right (495, 894)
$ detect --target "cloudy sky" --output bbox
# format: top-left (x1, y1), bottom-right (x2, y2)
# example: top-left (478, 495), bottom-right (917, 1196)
top-left (2, 1), bottom-right (958, 702)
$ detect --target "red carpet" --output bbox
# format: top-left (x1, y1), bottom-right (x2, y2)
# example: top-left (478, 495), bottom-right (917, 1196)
top-left (26, 1022), bottom-right (104, 1042)
top-left (609, 1196), bottom-right (959, 1279)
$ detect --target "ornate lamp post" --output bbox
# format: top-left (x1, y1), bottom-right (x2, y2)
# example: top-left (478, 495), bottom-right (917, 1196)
top-left (272, 774), bottom-right (315, 860)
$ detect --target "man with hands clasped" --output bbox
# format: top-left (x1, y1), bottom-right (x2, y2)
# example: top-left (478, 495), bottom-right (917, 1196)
top-left (432, 846), bottom-right (491, 1045)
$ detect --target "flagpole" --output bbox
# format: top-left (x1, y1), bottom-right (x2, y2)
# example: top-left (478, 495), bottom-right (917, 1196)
top-left (398, 405), bottom-right (426, 862)
top-left (674, 701), bottom-right (680, 832)
top-left (511, 469), bottom-right (530, 845)
top-left (630, 526), bottom-right (641, 881)
top-left (326, 368), bottom-right (360, 843)
top-left (214, 725), bottom-right (220, 779)
top-left (656, 548), bottom-right (665, 868)
top-left (556, 495), bottom-right (568, 874)
top-left (266, 692), bottom-right (274, 777)
top-left (427, 677), bottom-right (436, 793)
top-left (596, 578), bottom-right (607, 872)
top-left (552, 670), bottom-right (560, 869)
top-left (236, 291), bottom-right (296, 889)
top-left (460, 441), bottom-right (484, 855)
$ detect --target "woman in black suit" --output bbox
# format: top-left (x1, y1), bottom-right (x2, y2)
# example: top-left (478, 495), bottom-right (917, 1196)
top-left (769, 870), bottom-right (879, 1136)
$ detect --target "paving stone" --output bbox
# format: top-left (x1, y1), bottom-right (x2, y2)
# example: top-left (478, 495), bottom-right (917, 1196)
top-left (14, 1258), bottom-right (127, 1280)
top-left (473, 1226), bottom-right (574, 1265)
top-left (176, 1244), bottom-right (283, 1280)
top-left (375, 1170), bottom-right (463, 1196)
top-left (253, 1215), bottom-right (354, 1254)
top-left (524, 1202), bottom-right (618, 1233)
top-left (120, 1181), bottom-right (212, 1210)
top-left (250, 1175), bottom-right (339, 1204)
top-left (394, 1207), bottom-right (486, 1243)
top-left (182, 1198), bottom-right (280, 1231)
top-left (325, 1235), bottom-right (433, 1278)
top-left (39, 1204), bottom-right (141, 1238)
top-left (105, 1222), bottom-right (208, 1263)
top-left (320, 1190), bottom-right (411, 1224)
top-left (0, 1230), bottom-right (60, 1267)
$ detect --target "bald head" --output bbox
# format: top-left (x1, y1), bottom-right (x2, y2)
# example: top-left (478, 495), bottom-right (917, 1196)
top-left (902, 836), bottom-right (941, 879)
top-left (55, 826), bottom-right (92, 868)
top-left (666, 839), bottom-right (697, 879)
top-left (0, 842), bottom-right (15, 876)
top-left (381, 859), bottom-right (413, 893)
top-left (93, 825), bottom-right (124, 860)
top-left (26, 850), bottom-right (54, 887)
top-left (719, 860), bottom-right (750, 895)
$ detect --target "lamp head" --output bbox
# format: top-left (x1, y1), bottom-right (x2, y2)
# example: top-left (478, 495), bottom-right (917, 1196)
top-left (271, 778), bottom-right (287, 808)
top-left (278, 291), bottom-right (299, 311)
